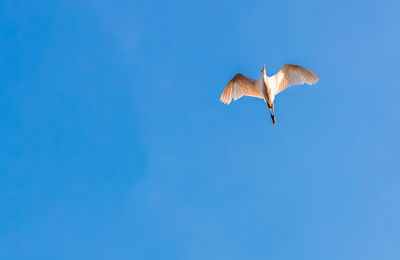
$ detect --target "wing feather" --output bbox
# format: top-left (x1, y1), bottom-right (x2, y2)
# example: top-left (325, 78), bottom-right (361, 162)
top-left (220, 73), bottom-right (263, 104)
top-left (272, 64), bottom-right (319, 95)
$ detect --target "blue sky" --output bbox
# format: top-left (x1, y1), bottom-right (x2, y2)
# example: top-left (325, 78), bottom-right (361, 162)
top-left (1, 0), bottom-right (400, 259)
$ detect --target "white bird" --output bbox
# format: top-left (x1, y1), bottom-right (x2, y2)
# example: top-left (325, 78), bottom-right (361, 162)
top-left (220, 64), bottom-right (319, 125)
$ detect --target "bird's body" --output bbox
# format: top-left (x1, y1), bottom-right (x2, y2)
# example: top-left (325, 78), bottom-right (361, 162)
top-left (220, 64), bottom-right (319, 125)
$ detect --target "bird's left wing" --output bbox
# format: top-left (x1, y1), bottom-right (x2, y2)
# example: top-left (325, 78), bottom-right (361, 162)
top-left (271, 64), bottom-right (319, 95)
top-left (220, 73), bottom-right (263, 104)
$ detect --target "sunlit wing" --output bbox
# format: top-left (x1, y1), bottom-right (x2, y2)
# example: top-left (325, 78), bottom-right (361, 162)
top-left (271, 64), bottom-right (319, 95)
top-left (220, 73), bottom-right (263, 104)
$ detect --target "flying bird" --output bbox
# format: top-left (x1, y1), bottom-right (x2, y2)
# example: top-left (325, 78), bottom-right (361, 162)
top-left (220, 64), bottom-right (319, 125)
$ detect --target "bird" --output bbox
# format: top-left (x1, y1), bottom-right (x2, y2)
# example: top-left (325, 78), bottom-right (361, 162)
top-left (220, 64), bottom-right (319, 125)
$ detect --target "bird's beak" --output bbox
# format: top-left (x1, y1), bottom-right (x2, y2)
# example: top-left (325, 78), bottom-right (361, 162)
top-left (263, 64), bottom-right (265, 71)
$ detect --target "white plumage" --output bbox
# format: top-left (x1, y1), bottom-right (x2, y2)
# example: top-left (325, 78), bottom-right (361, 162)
top-left (220, 64), bottom-right (319, 125)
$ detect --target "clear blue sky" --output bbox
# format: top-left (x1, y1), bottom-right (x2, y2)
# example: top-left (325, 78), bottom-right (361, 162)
top-left (1, 0), bottom-right (400, 259)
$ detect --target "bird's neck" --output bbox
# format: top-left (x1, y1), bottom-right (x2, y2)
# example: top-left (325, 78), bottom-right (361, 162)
top-left (261, 73), bottom-right (269, 88)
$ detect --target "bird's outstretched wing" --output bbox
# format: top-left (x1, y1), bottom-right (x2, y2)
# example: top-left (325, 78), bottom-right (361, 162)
top-left (271, 64), bottom-right (319, 95)
top-left (220, 73), bottom-right (263, 104)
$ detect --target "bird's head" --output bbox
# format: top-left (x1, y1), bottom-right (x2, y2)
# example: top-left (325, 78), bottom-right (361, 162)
top-left (260, 64), bottom-right (266, 75)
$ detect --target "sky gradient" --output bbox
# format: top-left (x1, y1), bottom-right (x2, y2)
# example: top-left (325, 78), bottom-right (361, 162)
top-left (1, 0), bottom-right (400, 259)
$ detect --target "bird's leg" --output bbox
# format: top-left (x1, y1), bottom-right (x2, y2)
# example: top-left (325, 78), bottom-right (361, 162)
top-left (271, 108), bottom-right (276, 125)
top-left (269, 109), bottom-right (276, 125)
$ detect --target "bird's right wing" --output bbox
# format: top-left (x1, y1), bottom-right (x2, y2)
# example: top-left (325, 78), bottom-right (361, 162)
top-left (271, 64), bottom-right (319, 95)
top-left (220, 73), bottom-right (263, 104)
